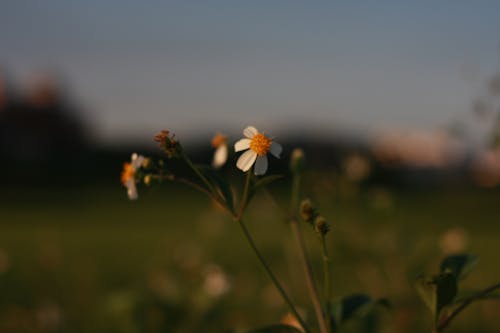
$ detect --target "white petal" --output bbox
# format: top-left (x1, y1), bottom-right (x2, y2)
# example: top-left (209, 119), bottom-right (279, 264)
top-left (243, 126), bottom-right (258, 138)
top-left (269, 142), bottom-right (282, 158)
top-left (126, 180), bottom-right (138, 200)
top-left (212, 145), bottom-right (228, 168)
top-left (131, 153), bottom-right (145, 169)
top-left (254, 155), bottom-right (268, 175)
top-left (234, 138), bottom-right (251, 152)
top-left (236, 150), bottom-right (257, 172)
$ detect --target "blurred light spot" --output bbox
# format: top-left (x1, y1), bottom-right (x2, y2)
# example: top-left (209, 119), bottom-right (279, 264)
top-left (471, 148), bottom-right (500, 187)
top-left (343, 153), bottom-right (371, 182)
top-left (203, 264), bottom-right (230, 298)
top-left (439, 227), bottom-right (468, 255)
top-left (35, 301), bottom-right (63, 332)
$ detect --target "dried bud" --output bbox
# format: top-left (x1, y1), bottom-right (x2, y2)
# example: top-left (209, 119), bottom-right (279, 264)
top-left (314, 216), bottom-right (330, 236)
top-left (300, 199), bottom-right (317, 224)
top-left (154, 130), bottom-right (182, 158)
top-left (290, 148), bottom-right (305, 174)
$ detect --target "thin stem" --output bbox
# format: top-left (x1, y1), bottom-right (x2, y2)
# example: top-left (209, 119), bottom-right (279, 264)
top-left (153, 174), bottom-right (230, 214)
top-left (320, 235), bottom-right (332, 330)
top-left (291, 219), bottom-right (329, 333)
top-left (181, 153), bottom-right (218, 196)
top-left (235, 170), bottom-right (310, 332)
top-left (290, 173), bottom-right (329, 333)
top-left (437, 282), bottom-right (500, 332)
top-left (237, 171), bottom-right (253, 218)
top-left (236, 218), bottom-right (311, 333)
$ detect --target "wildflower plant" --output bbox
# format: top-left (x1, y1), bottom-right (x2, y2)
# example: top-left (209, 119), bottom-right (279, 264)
top-left (122, 126), bottom-right (499, 333)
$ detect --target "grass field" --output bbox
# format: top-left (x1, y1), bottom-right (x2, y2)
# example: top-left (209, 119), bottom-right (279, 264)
top-left (0, 181), bottom-right (499, 333)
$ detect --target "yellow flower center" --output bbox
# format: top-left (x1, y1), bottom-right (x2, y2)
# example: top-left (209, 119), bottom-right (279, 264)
top-left (211, 133), bottom-right (227, 148)
top-left (121, 162), bottom-right (135, 185)
top-left (250, 133), bottom-right (272, 156)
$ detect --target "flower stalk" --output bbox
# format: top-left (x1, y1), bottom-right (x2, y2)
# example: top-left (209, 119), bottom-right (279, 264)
top-left (235, 170), bottom-right (310, 333)
top-left (290, 170), bottom-right (329, 333)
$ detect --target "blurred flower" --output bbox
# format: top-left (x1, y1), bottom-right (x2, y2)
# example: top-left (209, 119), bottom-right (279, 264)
top-left (211, 133), bottom-right (228, 168)
top-left (121, 153), bottom-right (145, 200)
top-left (343, 153), bottom-right (371, 182)
top-left (234, 126), bottom-right (282, 175)
top-left (439, 227), bottom-right (468, 255)
top-left (154, 130), bottom-right (181, 158)
top-left (203, 264), bottom-right (230, 298)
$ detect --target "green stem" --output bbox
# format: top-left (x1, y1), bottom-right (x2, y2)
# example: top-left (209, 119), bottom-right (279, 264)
top-left (181, 153), bottom-right (218, 196)
top-left (291, 220), bottom-right (329, 333)
top-left (290, 173), bottom-right (329, 333)
top-left (320, 235), bottom-right (332, 330)
top-left (235, 170), bottom-right (310, 332)
top-left (236, 218), bottom-right (311, 333)
top-left (437, 282), bottom-right (500, 332)
top-left (237, 171), bottom-right (253, 218)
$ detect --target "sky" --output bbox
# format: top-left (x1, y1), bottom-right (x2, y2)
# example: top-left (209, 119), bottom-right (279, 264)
top-left (1, 1), bottom-right (500, 144)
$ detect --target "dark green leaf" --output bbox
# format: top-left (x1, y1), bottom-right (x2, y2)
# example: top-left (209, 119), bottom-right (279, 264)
top-left (440, 254), bottom-right (478, 281)
top-left (246, 324), bottom-right (303, 333)
top-left (415, 273), bottom-right (458, 322)
top-left (330, 294), bottom-right (389, 330)
top-left (435, 273), bottom-right (458, 321)
top-left (415, 276), bottom-right (437, 317)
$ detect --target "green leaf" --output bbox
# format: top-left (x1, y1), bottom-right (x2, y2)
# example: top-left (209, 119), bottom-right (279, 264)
top-left (198, 165), bottom-right (234, 211)
top-left (415, 276), bottom-right (437, 317)
top-left (415, 273), bottom-right (458, 322)
top-left (246, 324), bottom-right (303, 333)
top-left (330, 294), bottom-right (390, 329)
top-left (435, 273), bottom-right (458, 320)
top-left (440, 254), bottom-right (478, 281)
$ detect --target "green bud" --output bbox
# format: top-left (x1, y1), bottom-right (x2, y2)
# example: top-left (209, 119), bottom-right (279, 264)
top-left (290, 148), bottom-right (305, 174)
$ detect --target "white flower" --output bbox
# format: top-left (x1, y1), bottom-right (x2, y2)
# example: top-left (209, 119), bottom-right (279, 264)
top-left (121, 153), bottom-right (145, 200)
top-left (211, 133), bottom-right (228, 168)
top-left (234, 126), bottom-right (282, 175)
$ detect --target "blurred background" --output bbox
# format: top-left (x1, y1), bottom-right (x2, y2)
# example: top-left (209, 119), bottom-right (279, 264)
top-left (1, 1), bottom-right (500, 332)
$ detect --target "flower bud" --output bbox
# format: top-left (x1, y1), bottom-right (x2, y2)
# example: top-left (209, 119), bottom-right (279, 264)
top-left (144, 174), bottom-right (152, 186)
top-left (300, 199), bottom-right (317, 224)
top-left (314, 216), bottom-right (330, 236)
top-left (290, 148), bottom-right (305, 174)
top-left (141, 158), bottom-right (152, 169)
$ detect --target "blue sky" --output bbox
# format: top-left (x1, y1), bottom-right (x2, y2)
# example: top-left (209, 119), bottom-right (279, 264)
top-left (1, 1), bottom-right (500, 143)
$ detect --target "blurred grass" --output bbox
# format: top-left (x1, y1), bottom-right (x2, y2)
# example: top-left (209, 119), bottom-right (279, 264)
top-left (0, 181), bottom-right (499, 333)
